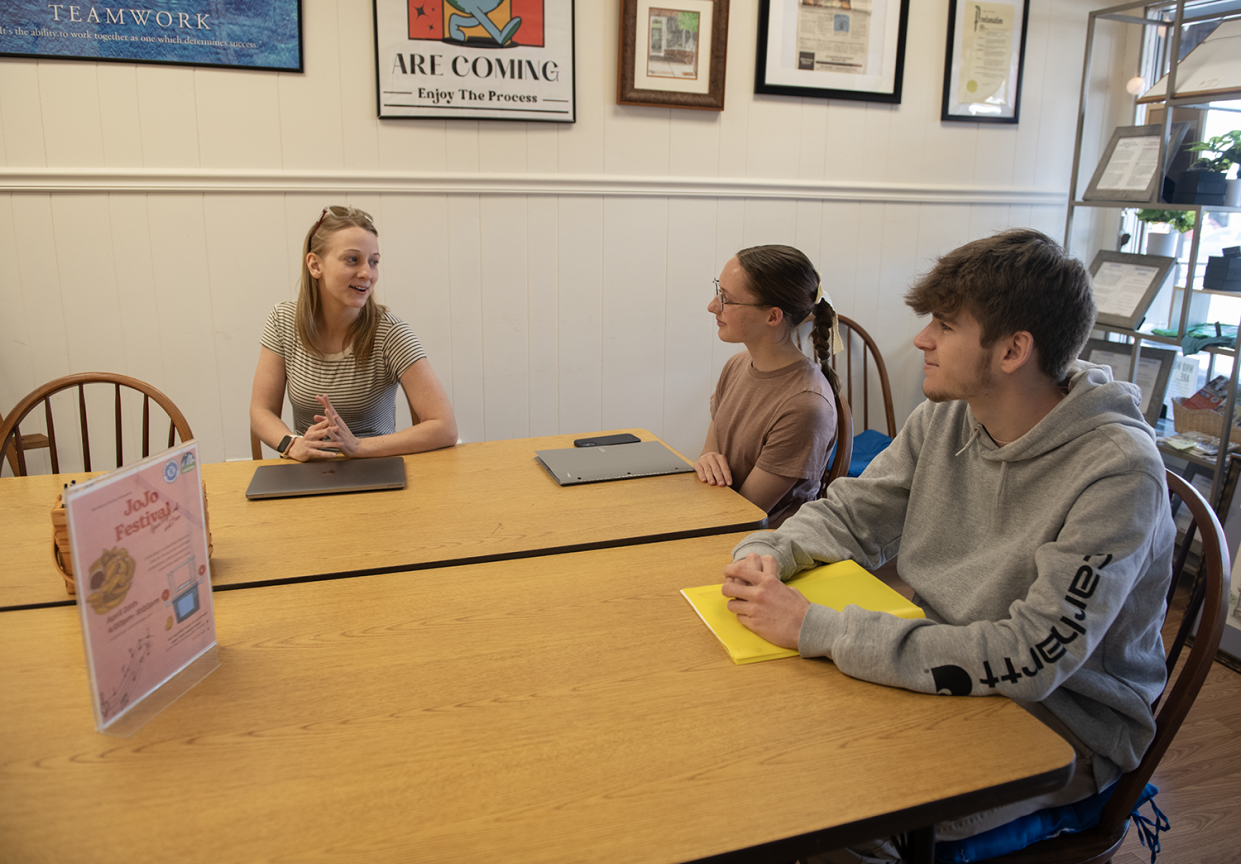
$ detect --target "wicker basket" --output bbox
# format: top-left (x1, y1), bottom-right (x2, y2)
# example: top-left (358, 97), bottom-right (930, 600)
top-left (51, 481), bottom-right (213, 596)
top-left (1171, 397), bottom-right (1241, 444)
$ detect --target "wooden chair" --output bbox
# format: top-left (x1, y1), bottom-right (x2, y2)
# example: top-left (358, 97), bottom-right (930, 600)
top-left (0, 373), bottom-right (193, 476)
top-left (0, 408), bottom-right (50, 477)
top-left (819, 388), bottom-right (854, 498)
top-left (979, 470), bottom-right (1229, 863)
top-left (833, 315), bottom-right (896, 438)
top-left (251, 431), bottom-right (264, 460)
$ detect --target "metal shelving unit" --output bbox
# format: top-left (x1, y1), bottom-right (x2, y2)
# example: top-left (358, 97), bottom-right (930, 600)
top-left (1067, 0), bottom-right (1241, 504)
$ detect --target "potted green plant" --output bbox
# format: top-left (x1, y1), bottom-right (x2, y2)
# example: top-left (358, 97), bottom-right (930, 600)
top-left (1136, 208), bottom-right (1194, 257)
top-left (1188, 130), bottom-right (1241, 206)
top-left (1172, 130), bottom-right (1240, 205)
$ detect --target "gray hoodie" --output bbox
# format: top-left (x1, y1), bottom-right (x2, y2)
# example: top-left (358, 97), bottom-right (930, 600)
top-left (733, 361), bottom-right (1173, 787)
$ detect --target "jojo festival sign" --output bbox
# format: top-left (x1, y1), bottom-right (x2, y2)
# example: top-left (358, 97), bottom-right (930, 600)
top-left (374, 0), bottom-right (576, 122)
top-left (0, 1), bottom-right (303, 72)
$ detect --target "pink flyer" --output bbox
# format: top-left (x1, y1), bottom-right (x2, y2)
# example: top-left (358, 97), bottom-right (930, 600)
top-left (64, 441), bottom-right (217, 733)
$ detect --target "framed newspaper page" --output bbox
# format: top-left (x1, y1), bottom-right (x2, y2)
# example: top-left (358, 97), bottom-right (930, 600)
top-left (374, 0), bottom-right (576, 122)
top-left (617, 0), bottom-right (729, 110)
top-left (941, 0), bottom-right (1029, 123)
top-left (754, 0), bottom-right (910, 104)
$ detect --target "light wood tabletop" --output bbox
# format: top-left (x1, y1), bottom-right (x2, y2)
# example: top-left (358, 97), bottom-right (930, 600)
top-left (0, 533), bottom-right (1073, 864)
top-left (0, 430), bottom-right (766, 611)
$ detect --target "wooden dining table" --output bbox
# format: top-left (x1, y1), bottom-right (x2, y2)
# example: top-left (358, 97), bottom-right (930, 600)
top-left (0, 533), bottom-right (1074, 864)
top-left (0, 430), bottom-right (766, 611)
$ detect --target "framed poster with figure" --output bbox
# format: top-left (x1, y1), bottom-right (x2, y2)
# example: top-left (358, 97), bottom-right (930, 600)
top-left (373, 0), bottom-right (576, 122)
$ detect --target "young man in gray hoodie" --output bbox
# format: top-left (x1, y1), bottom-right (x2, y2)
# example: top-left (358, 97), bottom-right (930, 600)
top-left (722, 228), bottom-right (1175, 854)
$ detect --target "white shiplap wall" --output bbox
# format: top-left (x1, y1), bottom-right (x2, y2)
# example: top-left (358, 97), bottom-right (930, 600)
top-left (0, 0), bottom-right (1133, 468)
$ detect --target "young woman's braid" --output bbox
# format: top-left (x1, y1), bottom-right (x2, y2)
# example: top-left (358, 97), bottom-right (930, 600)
top-left (809, 298), bottom-right (841, 393)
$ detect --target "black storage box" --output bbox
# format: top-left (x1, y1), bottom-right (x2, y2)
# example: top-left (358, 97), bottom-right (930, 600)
top-left (1166, 170), bottom-right (1228, 205)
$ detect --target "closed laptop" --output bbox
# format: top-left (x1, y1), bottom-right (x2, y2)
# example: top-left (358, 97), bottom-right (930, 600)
top-left (245, 456), bottom-right (407, 500)
top-left (535, 440), bottom-right (693, 486)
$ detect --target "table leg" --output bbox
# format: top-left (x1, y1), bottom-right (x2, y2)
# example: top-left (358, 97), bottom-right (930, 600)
top-left (897, 827), bottom-right (935, 864)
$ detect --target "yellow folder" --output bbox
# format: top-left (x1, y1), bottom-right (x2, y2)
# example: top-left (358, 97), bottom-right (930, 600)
top-left (681, 560), bottom-right (925, 665)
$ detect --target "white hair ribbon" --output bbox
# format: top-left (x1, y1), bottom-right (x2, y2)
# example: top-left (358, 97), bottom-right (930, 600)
top-left (814, 279), bottom-right (845, 355)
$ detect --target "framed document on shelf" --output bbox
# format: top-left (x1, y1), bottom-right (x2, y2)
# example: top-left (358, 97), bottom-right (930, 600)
top-left (1080, 338), bottom-right (1176, 428)
top-left (1088, 250), bottom-right (1177, 331)
top-left (1138, 19), bottom-right (1241, 105)
top-left (1082, 123), bottom-right (1187, 203)
top-left (941, 0), bottom-right (1029, 123)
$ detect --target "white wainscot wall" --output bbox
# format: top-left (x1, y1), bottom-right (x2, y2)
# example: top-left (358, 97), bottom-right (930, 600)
top-left (0, 0), bottom-right (1130, 468)
top-left (0, 190), bottom-right (1066, 466)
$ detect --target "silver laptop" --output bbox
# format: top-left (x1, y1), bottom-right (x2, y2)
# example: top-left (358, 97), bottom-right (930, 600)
top-left (535, 441), bottom-right (694, 486)
top-left (245, 456), bottom-right (407, 500)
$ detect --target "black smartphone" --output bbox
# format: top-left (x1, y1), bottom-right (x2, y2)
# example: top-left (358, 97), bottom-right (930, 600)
top-left (573, 433), bottom-right (641, 447)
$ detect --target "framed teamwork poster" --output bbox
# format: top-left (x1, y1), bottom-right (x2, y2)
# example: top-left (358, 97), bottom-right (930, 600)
top-left (755, 0), bottom-right (910, 104)
top-left (374, 0), bottom-right (577, 122)
top-left (64, 441), bottom-right (218, 736)
top-left (0, 0), bottom-right (303, 72)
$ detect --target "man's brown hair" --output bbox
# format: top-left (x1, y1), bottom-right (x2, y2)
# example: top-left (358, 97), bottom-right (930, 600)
top-left (904, 229), bottom-right (1096, 382)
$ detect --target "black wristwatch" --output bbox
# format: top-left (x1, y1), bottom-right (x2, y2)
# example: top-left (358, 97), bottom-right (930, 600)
top-left (277, 435), bottom-right (296, 458)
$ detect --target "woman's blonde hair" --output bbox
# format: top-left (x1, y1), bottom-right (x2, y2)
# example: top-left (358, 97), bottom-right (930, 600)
top-left (296, 206), bottom-right (384, 365)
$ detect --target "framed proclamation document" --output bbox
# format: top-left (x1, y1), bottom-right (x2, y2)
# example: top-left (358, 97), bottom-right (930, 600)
top-left (941, 0), bottom-right (1029, 123)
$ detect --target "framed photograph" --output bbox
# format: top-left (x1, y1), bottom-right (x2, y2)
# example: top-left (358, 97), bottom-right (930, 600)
top-left (1080, 338), bottom-right (1176, 427)
top-left (1087, 250), bottom-right (1178, 332)
top-left (0, 0), bottom-right (302, 72)
top-left (1082, 123), bottom-right (1188, 204)
top-left (941, 0), bottom-right (1029, 123)
top-left (755, 0), bottom-right (910, 104)
top-left (617, 0), bottom-right (729, 110)
top-left (373, 0), bottom-right (576, 122)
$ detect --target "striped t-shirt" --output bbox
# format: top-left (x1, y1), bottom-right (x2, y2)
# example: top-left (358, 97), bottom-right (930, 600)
top-left (261, 301), bottom-right (427, 438)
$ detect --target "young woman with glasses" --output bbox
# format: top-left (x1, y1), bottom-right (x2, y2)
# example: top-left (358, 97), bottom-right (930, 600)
top-left (696, 245), bottom-right (841, 526)
top-left (249, 205), bottom-right (457, 461)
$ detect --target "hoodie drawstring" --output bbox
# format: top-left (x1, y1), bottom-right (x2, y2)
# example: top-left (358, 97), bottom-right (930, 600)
top-left (955, 425), bottom-right (983, 457)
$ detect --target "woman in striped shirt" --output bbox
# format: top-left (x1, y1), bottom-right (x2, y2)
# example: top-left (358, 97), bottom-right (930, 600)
top-left (250, 206), bottom-right (457, 461)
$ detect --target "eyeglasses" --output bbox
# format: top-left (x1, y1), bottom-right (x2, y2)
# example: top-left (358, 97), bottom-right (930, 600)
top-left (713, 278), bottom-right (769, 307)
top-left (310, 205), bottom-right (374, 238)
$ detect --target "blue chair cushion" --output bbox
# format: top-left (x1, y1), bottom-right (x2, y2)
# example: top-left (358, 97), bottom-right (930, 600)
top-left (934, 783), bottom-right (1161, 863)
top-left (849, 429), bottom-right (893, 478)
